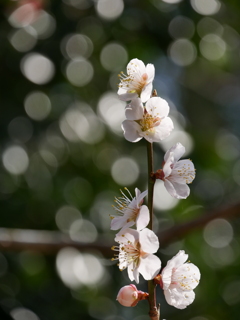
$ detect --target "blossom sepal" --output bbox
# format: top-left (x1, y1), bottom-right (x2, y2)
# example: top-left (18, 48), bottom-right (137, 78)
top-left (116, 284), bottom-right (149, 307)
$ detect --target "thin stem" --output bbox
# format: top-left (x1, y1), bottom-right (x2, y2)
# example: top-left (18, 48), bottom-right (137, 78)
top-left (146, 141), bottom-right (159, 320)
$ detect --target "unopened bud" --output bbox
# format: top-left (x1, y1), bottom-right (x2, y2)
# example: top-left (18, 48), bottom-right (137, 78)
top-left (116, 284), bottom-right (148, 307)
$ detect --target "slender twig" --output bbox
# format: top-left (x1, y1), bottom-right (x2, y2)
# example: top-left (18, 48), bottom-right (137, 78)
top-left (146, 141), bottom-right (159, 320)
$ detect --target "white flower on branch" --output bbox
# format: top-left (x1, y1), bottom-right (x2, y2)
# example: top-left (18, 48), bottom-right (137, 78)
top-left (116, 284), bottom-right (148, 307)
top-left (118, 58), bottom-right (155, 103)
top-left (122, 97), bottom-right (174, 143)
top-left (110, 188), bottom-right (149, 231)
top-left (112, 228), bottom-right (161, 283)
top-left (156, 142), bottom-right (195, 199)
top-left (161, 250), bottom-right (200, 309)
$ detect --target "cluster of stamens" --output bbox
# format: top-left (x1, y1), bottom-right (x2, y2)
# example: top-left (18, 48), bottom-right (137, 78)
top-left (118, 64), bottom-right (148, 96)
top-left (111, 188), bottom-right (139, 222)
top-left (175, 162), bottom-right (195, 184)
top-left (111, 236), bottom-right (140, 271)
top-left (138, 112), bottom-right (161, 132)
top-left (171, 265), bottom-right (199, 291)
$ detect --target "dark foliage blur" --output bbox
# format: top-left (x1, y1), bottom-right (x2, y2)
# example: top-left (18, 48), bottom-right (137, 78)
top-left (1, 0), bottom-right (240, 319)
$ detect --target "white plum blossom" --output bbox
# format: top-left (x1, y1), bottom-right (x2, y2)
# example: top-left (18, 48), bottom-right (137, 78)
top-left (112, 228), bottom-right (161, 283)
top-left (156, 142), bottom-right (195, 199)
top-left (122, 97), bottom-right (174, 143)
top-left (161, 250), bottom-right (200, 309)
top-left (116, 284), bottom-right (148, 307)
top-left (118, 58), bottom-right (155, 103)
top-left (110, 188), bottom-right (149, 231)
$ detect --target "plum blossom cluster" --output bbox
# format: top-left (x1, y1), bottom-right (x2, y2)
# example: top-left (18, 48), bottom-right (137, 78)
top-left (110, 58), bottom-right (200, 312)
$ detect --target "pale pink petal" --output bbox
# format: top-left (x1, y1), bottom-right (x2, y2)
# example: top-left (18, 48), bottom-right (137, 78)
top-left (164, 142), bottom-right (185, 164)
top-left (153, 117), bottom-right (174, 141)
top-left (164, 288), bottom-right (195, 309)
top-left (127, 262), bottom-right (135, 281)
top-left (127, 58), bottom-right (146, 75)
top-left (136, 189), bottom-right (148, 205)
top-left (140, 82), bottom-right (153, 103)
top-left (127, 263), bottom-right (140, 283)
top-left (139, 228), bottom-right (159, 253)
top-left (136, 205), bottom-right (150, 230)
top-left (111, 216), bottom-right (127, 230)
top-left (138, 254), bottom-right (161, 280)
top-left (122, 120), bottom-right (142, 143)
top-left (115, 228), bottom-right (138, 244)
top-left (164, 179), bottom-right (190, 199)
top-left (162, 152), bottom-right (174, 178)
top-left (140, 130), bottom-right (158, 143)
top-left (125, 98), bottom-right (144, 120)
top-left (145, 97), bottom-right (170, 118)
top-left (145, 63), bottom-right (155, 82)
top-left (117, 87), bottom-right (138, 101)
top-left (174, 263), bottom-right (200, 290)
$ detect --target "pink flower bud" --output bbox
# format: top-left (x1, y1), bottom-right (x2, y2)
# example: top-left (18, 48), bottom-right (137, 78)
top-left (116, 285), bottom-right (148, 307)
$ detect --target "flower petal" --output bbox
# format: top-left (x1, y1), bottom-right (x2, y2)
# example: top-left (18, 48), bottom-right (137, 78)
top-left (153, 117), bottom-right (174, 141)
top-left (122, 120), bottom-right (142, 143)
top-left (138, 254), bottom-right (161, 280)
top-left (174, 263), bottom-right (201, 290)
top-left (164, 179), bottom-right (190, 199)
top-left (125, 98), bottom-right (144, 120)
top-left (117, 88), bottom-right (138, 101)
top-left (115, 228), bottom-right (139, 244)
top-left (164, 142), bottom-right (185, 164)
top-left (145, 97), bottom-right (170, 118)
top-left (140, 82), bottom-right (153, 103)
top-left (136, 205), bottom-right (150, 230)
top-left (139, 228), bottom-right (159, 253)
top-left (164, 288), bottom-right (195, 309)
top-left (127, 58), bottom-right (146, 75)
top-left (145, 63), bottom-right (155, 82)
top-left (162, 152), bottom-right (174, 178)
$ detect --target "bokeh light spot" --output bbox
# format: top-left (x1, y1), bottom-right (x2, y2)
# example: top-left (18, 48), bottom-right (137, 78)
top-left (169, 39), bottom-right (197, 66)
top-left (200, 34), bottom-right (226, 60)
top-left (169, 16), bottom-right (195, 39)
top-left (9, 27), bottom-right (37, 52)
top-left (55, 205), bottom-right (82, 233)
top-left (153, 181), bottom-right (179, 210)
top-left (70, 219), bottom-right (98, 243)
top-left (203, 219), bottom-right (233, 248)
top-left (11, 308), bottom-right (40, 320)
top-left (21, 53), bottom-right (55, 85)
top-left (96, 0), bottom-right (124, 21)
top-left (66, 59), bottom-right (94, 86)
top-left (111, 157), bottom-right (139, 186)
top-left (97, 92), bottom-right (125, 135)
top-left (100, 43), bottom-right (128, 71)
top-left (191, 0), bottom-right (221, 15)
top-left (2, 146), bottom-right (29, 175)
top-left (62, 33), bottom-right (93, 59)
top-left (8, 117), bottom-right (33, 143)
top-left (24, 91), bottom-right (51, 121)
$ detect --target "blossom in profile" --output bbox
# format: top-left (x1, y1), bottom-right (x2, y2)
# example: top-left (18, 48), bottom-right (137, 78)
top-left (160, 250), bottom-right (200, 309)
top-left (110, 188), bottom-right (149, 231)
top-left (116, 284), bottom-right (148, 307)
top-left (122, 97), bottom-right (174, 143)
top-left (156, 142), bottom-right (195, 199)
top-left (118, 58), bottom-right (155, 103)
top-left (112, 228), bottom-right (161, 283)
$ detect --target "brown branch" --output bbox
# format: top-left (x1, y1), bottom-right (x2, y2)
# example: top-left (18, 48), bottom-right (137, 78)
top-left (158, 201), bottom-right (240, 246)
top-left (0, 201), bottom-right (239, 255)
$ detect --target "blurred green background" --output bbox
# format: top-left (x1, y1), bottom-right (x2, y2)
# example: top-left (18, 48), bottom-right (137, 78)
top-left (0, 0), bottom-right (240, 319)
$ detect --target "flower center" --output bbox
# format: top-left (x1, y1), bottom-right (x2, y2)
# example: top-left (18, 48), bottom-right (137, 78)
top-left (118, 72), bottom-right (148, 96)
top-left (138, 113), bottom-right (161, 132)
top-left (111, 239), bottom-right (141, 271)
